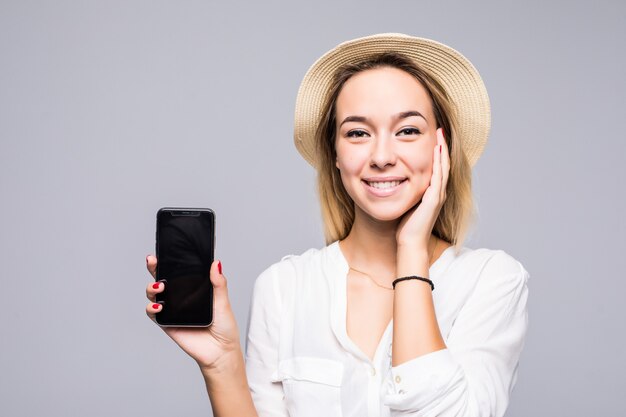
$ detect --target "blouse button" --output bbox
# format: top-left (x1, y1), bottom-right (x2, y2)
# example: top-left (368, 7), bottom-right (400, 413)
top-left (395, 375), bottom-right (402, 383)
top-left (370, 367), bottom-right (376, 376)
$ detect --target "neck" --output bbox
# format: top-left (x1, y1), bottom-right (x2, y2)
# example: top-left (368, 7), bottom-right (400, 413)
top-left (339, 207), bottom-right (437, 282)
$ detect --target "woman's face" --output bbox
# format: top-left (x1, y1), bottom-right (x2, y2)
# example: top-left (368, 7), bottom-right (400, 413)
top-left (334, 66), bottom-right (438, 222)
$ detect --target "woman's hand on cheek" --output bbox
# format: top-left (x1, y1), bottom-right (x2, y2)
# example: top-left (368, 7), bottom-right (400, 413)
top-left (395, 128), bottom-right (450, 248)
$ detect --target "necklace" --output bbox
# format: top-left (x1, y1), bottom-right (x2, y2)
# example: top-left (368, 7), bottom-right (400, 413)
top-left (348, 238), bottom-right (439, 290)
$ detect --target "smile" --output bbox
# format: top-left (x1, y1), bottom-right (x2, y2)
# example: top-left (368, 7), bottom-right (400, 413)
top-left (362, 178), bottom-right (407, 196)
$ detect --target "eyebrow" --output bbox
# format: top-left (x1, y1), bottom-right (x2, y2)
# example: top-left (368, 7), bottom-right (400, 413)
top-left (339, 110), bottom-right (427, 128)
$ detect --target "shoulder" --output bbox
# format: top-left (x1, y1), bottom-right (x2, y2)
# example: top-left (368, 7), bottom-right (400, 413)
top-left (455, 247), bottom-right (530, 292)
top-left (469, 247), bottom-right (526, 274)
top-left (443, 246), bottom-right (529, 294)
top-left (260, 244), bottom-right (329, 278)
top-left (448, 245), bottom-right (526, 274)
top-left (252, 243), bottom-right (336, 296)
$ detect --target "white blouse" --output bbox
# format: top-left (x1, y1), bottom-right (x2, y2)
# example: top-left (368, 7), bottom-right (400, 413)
top-left (244, 241), bottom-right (529, 417)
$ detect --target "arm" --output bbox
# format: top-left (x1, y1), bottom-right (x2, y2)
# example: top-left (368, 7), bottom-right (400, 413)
top-left (392, 127), bottom-right (451, 365)
top-left (200, 350), bottom-right (258, 417)
top-left (244, 264), bottom-right (290, 417)
top-left (385, 250), bottom-right (530, 416)
top-left (392, 242), bottom-right (447, 366)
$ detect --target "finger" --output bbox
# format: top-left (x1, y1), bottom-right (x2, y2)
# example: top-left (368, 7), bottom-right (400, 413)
top-left (146, 301), bottom-right (162, 321)
top-left (210, 260), bottom-right (231, 311)
top-left (146, 280), bottom-right (165, 302)
top-left (438, 128), bottom-right (450, 196)
top-left (430, 134), bottom-right (442, 195)
top-left (146, 255), bottom-right (157, 279)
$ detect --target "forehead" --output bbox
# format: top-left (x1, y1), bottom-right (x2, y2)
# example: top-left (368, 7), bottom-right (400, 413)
top-left (335, 67), bottom-right (433, 118)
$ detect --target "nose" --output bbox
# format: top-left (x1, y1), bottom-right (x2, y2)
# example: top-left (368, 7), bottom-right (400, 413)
top-left (369, 134), bottom-right (396, 169)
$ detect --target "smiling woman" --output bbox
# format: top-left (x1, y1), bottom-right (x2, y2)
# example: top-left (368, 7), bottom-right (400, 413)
top-left (315, 52), bottom-right (473, 249)
top-left (145, 33), bottom-right (529, 417)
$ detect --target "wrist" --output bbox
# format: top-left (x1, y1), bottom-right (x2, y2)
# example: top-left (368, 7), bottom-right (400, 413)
top-left (199, 347), bottom-right (245, 380)
top-left (396, 244), bottom-right (430, 278)
top-left (396, 242), bottom-right (429, 261)
top-left (199, 347), bottom-right (258, 417)
top-left (397, 239), bottom-right (428, 251)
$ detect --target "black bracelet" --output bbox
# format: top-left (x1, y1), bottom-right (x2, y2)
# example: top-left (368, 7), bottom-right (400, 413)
top-left (392, 276), bottom-right (434, 291)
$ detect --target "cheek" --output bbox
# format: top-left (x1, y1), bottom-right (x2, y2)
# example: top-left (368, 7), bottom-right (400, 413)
top-left (409, 152), bottom-right (433, 175)
top-left (336, 153), bottom-right (367, 199)
top-left (337, 158), bottom-right (362, 192)
top-left (335, 146), bottom-right (367, 175)
top-left (337, 157), bottom-right (359, 175)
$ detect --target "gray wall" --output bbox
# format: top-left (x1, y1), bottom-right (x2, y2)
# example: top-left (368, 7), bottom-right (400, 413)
top-left (1, 0), bottom-right (624, 416)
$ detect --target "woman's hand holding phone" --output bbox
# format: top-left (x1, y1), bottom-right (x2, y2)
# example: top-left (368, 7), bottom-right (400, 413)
top-left (145, 255), bottom-right (241, 372)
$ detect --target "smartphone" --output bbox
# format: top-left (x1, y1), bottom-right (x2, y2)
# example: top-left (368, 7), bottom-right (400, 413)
top-left (155, 207), bottom-right (215, 327)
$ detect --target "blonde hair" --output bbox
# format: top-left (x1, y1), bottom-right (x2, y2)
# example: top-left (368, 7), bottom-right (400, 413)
top-left (315, 52), bottom-right (476, 252)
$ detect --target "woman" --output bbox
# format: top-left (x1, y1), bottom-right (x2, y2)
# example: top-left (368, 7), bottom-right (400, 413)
top-left (145, 33), bottom-right (529, 417)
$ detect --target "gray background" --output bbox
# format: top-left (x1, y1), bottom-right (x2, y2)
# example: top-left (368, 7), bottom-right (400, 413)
top-left (1, 0), bottom-right (624, 416)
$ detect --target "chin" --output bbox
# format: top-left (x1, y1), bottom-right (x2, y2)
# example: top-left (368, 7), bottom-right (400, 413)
top-left (360, 204), bottom-right (414, 223)
top-left (371, 213), bottom-right (403, 222)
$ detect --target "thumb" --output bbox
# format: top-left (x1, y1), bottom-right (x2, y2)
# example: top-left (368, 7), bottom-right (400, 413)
top-left (210, 260), bottom-right (230, 308)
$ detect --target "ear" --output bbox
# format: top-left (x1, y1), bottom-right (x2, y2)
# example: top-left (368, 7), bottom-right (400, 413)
top-left (335, 158), bottom-right (340, 170)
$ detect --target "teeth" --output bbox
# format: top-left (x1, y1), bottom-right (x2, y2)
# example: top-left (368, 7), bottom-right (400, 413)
top-left (368, 180), bottom-right (402, 189)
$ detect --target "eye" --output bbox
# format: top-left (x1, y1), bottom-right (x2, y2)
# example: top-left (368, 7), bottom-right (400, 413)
top-left (346, 129), bottom-right (369, 138)
top-left (397, 127), bottom-right (421, 136)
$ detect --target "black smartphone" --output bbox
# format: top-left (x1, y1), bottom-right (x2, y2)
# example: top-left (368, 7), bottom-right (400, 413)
top-left (155, 207), bottom-right (215, 327)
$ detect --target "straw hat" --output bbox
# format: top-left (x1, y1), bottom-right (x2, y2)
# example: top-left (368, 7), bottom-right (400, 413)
top-left (293, 33), bottom-right (491, 168)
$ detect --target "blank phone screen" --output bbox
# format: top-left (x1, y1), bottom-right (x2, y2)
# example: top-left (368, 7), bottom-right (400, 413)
top-left (155, 208), bottom-right (214, 326)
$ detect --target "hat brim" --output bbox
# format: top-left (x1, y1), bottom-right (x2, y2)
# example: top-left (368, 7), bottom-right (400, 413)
top-left (294, 33), bottom-right (491, 168)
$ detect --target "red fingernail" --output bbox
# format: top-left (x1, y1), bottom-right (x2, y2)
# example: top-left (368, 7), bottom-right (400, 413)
top-left (152, 283), bottom-right (160, 289)
top-left (440, 145), bottom-right (442, 153)
top-left (218, 261), bottom-right (223, 274)
top-left (152, 303), bottom-right (160, 309)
